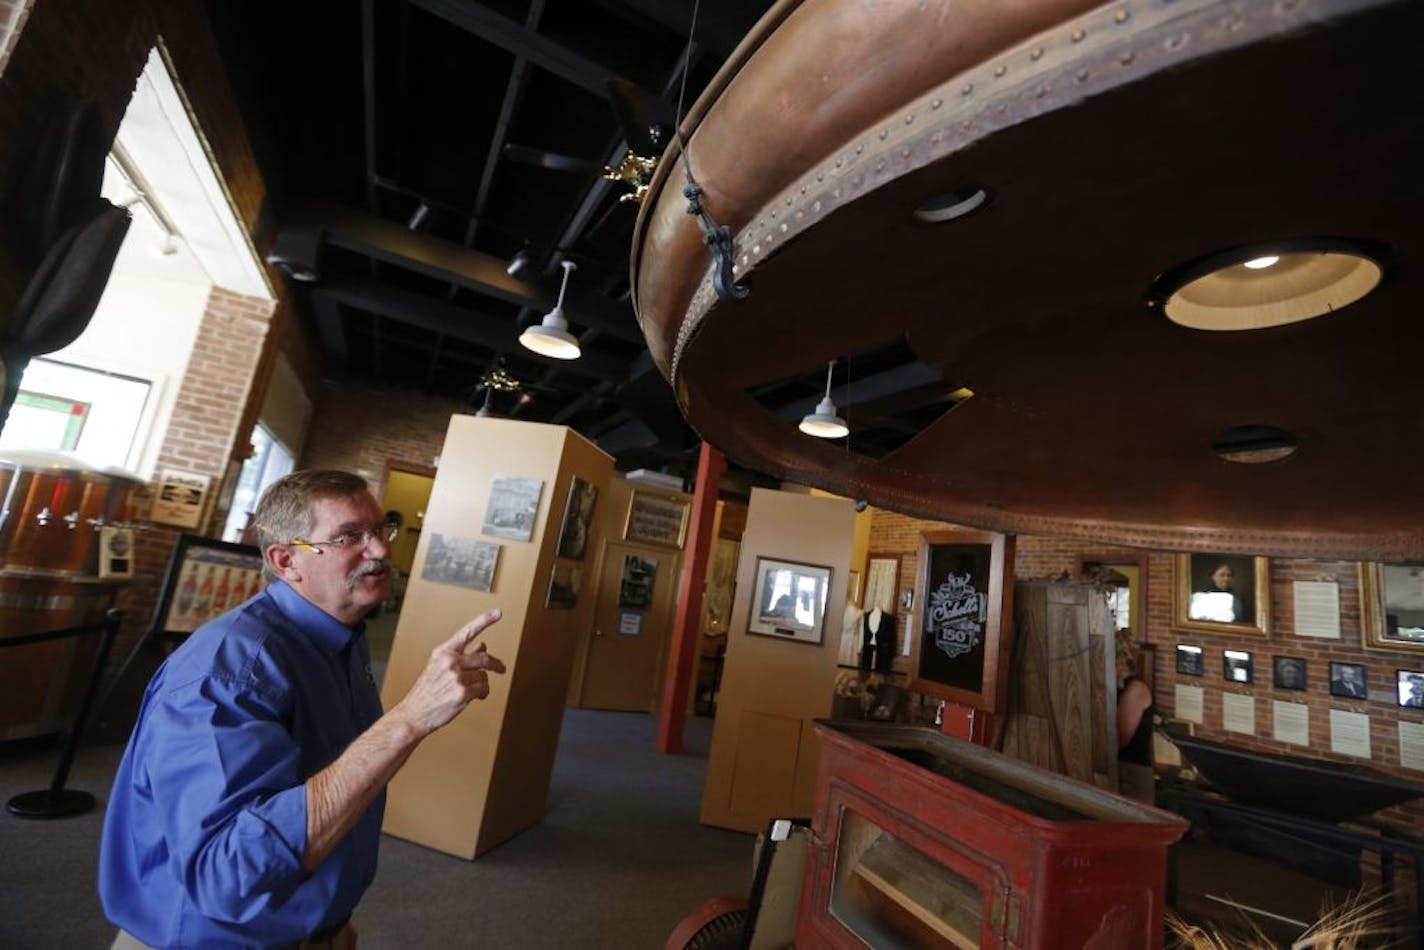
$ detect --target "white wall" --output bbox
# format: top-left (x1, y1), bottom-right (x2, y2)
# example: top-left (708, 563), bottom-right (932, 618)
top-left (50, 271), bottom-right (210, 476)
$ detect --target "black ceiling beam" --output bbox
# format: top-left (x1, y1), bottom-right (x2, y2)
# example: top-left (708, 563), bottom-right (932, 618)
top-left (282, 201), bottom-right (643, 343)
top-left (313, 278), bottom-right (631, 382)
top-left (604, 0), bottom-right (769, 59)
top-left (773, 362), bottom-right (946, 422)
top-left (462, 0), bottom-right (546, 250)
top-left (410, 0), bottom-right (614, 95)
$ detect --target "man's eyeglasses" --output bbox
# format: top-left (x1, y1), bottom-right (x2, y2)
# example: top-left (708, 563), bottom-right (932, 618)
top-left (289, 521), bottom-right (400, 554)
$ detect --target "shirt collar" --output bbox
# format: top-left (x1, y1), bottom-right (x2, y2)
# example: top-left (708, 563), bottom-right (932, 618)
top-left (265, 580), bottom-right (364, 654)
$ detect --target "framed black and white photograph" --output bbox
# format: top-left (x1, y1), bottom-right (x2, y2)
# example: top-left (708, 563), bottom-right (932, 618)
top-left (1174, 553), bottom-right (1271, 637)
top-left (555, 476), bottom-right (598, 560)
top-left (481, 475), bottom-right (543, 541)
top-left (1359, 562), bottom-right (1424, 656)
top-left (618, 554), bottom-right (658, 610)
top-left (748, 556), bottom-right (831, 645)
top-left (1328, 661), bottom-right (1369, 700)
top-left (1222, 649), bottom-right (1254, 684)
top-left (1397, 669), bottom-right (1424, 709)
top-left (547, 564), bottom-right (581, 609)
top-left (1272, 656), bottom-right (1308, 691)
top-left (1176, 644), bottom-right (1205, 676)
top-left (422, 533), bottom-right (499, 593)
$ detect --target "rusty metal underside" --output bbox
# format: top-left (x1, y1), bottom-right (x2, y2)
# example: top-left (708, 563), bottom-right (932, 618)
top-left (631, 0), bottom-right (1424, 560)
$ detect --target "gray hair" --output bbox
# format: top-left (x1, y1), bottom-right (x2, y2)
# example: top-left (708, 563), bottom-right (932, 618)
top-left (253, 469), bottom-right (370, 575)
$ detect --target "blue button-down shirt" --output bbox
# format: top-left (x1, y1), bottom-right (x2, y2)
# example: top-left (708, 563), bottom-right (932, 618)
top-left (99, 581), bottom-right (385, 949)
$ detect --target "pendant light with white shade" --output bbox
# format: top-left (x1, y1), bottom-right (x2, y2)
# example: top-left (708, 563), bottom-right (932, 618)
top-left (799, 360), bottom-right (849, 439)
top-left (519, 259), bottom-right (581, 360)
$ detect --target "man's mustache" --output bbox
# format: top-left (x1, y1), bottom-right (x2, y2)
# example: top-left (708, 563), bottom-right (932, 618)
top-left (346, 559), bottom-right (390, 589)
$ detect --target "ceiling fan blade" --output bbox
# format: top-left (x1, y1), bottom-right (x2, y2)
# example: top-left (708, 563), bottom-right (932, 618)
top-left (605, 77), bottom-right (675, 157)
top-left (501, 143), bottom-right (604, 176)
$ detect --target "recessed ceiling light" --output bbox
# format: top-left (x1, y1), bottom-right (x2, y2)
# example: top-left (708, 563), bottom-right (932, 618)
top-left (1212, 424), bottom-right (1298, 464)
top-left (1151, 239), bottom-right (1384, 332)
top-left (913, 187), bottom-right (990, 224)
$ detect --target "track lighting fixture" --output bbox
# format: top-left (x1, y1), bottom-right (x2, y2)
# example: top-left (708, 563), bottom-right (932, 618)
top-left (518, 260), bottom-right (581, 360)
top-left (506, 247), bottom-right (533, 278)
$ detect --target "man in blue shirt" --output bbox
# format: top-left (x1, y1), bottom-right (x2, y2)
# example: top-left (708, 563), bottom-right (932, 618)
top-left (100, 469), bottom-right (506, 948)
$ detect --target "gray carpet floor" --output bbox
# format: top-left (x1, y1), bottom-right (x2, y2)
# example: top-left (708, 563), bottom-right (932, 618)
top-left (0, 709), bottom-right (754, 949)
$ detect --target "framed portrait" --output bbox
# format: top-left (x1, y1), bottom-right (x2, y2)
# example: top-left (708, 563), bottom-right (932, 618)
top-left (1173, 553), bottom-right (1271, 637)
top-left (1328, 661), bottom-right (1368, 700)
top-left (422, 533), bottom-right (499, 593)
top-left (547, 564), bottom-right (582, 609)
top-left (154, 534), bottom-right (264, 636)
top-left (1359, 562), bottom-right (1424, 656)
top-left (1176, 644), bottom-right (1204, 676)
top-left (623, 491), bottom-right (690, 549)
top-left (481, 475), bottom-right (543, 542)
top-left (1396, 669), bottom-right (1424, 709)
top-left (1222, 649), bottom-right (1254, 684)
top-left (863, 553), bottom-right (900, 613)
top-left (1272, 655), bottom-right (1308, 691)
top-left (618, 554), bottom-right (658, 610)
top-left (555, 476), bottom-right (599, 560)
top-left (748, 557), bottom-right (831, 645)
top-left (910, 529), bottom-right (1015, 711)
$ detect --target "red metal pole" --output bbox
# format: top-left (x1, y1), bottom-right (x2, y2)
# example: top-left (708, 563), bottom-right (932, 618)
top-left (656, 441), bottom-right (726, 754)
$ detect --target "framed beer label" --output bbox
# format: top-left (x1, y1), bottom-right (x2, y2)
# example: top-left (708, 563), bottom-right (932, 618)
top-left (911, 529), bottom-right (1015, 711)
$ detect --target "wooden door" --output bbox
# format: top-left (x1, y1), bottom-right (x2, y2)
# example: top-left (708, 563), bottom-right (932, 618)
top-left (578, 541), bottom-right (678, 711)
top-left (382, 468), bottom-right (435, 577)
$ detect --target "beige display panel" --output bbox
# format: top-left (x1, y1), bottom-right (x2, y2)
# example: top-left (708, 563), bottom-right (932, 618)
top-left (380, 414), bottom-right (612, 859)
top-left (700, 487), bottom-right (856, 832)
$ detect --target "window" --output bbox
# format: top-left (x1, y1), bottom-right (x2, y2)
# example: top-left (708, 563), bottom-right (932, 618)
top-left (0, 358), bottom-right (151, 467)
top-left (222, 424), bottom-right (295, 542)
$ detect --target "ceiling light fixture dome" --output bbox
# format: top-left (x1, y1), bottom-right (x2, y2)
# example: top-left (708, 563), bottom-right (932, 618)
top-left (519, 260), bottom-right (581, 360)
top-left (799, 360), bottom-right (849, 439)
top-left (1152, 238), bottom-right (1384, 332)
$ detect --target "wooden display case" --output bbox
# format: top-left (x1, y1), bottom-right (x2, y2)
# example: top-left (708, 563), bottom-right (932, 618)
top-left (799, 721), bottom-right (1188, 949)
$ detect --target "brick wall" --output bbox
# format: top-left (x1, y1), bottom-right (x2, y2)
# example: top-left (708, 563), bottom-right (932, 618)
top-left (870, 509), bottom-right (1424, 833)
top-left (299, 379), bottom-right (467, 496)
top-left (156, 287), bottom-right (276, 529)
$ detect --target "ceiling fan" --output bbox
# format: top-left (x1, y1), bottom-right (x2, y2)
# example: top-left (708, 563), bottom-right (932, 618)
top-left (503, 78), bottom-right (675, 204)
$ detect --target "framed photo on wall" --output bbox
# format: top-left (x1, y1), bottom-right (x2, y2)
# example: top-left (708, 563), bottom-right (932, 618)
top-left (1328, 661), bottom-right (1368, 699)
top-left (1272, 655), bottom-right (1307, 691)
top-left (422, 533), bottom-right (499, 593)
top-left (1398, 670), bottom-right (1424, 708)
top-left (555, 476), bottom-right (598, 560)
top-left (1359, 562), bottom-right (1424, 656)
top-left (910, 529), bottom-right (1015, 711)
top-left (623, 491), bottom-right (690, 549)
top-left (547, 564), bottom-right (581, 609)
top-left (748, 556), bottom-right (831, 645)
top-left (1176, 644), bottom-right (1204, 676)
top-left (617, 554), bottom-right (658, 610)
top-left (1222, 649), bottom-right (1254, 684)
top-left (481, 475), bottom-right (543, 542)
top-left (1173, 553), bottom-right (1271, 637)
